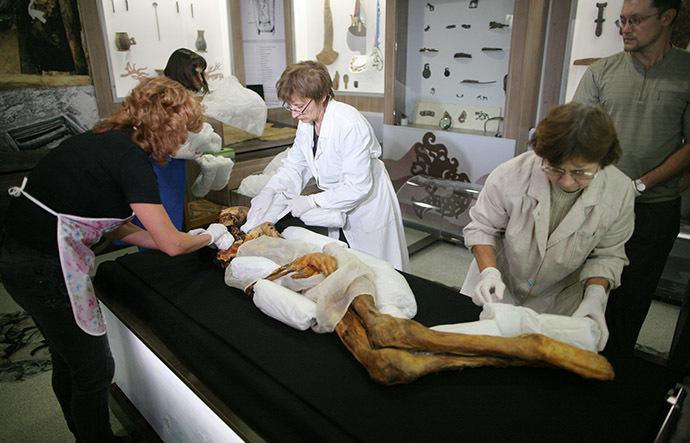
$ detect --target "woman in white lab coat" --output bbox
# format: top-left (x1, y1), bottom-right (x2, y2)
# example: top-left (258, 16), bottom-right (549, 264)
top-left (461, 102), bottom-right (635, 351)
top-left (243, 61), bottom-right (409, 271)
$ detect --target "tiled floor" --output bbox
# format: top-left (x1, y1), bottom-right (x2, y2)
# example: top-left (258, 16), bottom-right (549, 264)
top-left (0, 231), bottom-right (684, 442)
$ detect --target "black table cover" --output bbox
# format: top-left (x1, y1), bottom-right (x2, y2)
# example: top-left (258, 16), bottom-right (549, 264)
top-left (94, 249), bottom-right (681, 443)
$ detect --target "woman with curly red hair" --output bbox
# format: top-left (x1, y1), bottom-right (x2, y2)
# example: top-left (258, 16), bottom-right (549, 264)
top-left (0, 76), bottom-right (231, 442)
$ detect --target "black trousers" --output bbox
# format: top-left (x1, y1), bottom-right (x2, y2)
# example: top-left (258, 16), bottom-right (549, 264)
top-left (605, 198), bottom-right (681, 355)
top-left (0, 238), bottom-right (117, 443)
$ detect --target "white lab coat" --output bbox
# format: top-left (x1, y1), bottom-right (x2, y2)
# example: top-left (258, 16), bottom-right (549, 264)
top-left (264, 101), bottom-right (410, 272)
top-left (461, 151), bottom-right (635, 315)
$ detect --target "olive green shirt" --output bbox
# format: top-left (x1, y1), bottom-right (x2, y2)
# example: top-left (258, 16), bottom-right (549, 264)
top-left (573, 48), bottom-right (690, 203)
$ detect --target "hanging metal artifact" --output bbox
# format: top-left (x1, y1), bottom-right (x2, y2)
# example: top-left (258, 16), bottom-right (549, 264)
top-left (481, 47), bottom-right (503, 51)
top-left (489, 21), bottom-right (509, 29)
top-left (461, 79), bottom-right (496, 84)
top-left (152, 2), bottom-right (161, 41)
top-left (316, 0), bottom-right (338, 65)
top-left (419, 110), bottom-right (435, 117)
top-left (458, 110), bottom-right (467, 123)
top-left (444, 68), bottom-right (450, 77)
top-left (595, 2), bottom-right (607, 37)
top-left (422, 63), bottom-right (431, 78)
top-left (347, 0), bottom-right (367, 54)
top-left (439, 111), bottom-right (452, 130)
top-left (343, 73), bottom-right (349, 89)
top-left (454, 52), bottom-right (472, 58)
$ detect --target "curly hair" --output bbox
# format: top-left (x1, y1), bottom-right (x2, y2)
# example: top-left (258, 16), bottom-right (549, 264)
top-left (93, 77), bottom-right (204, 166)
top-left (529, 102), bottom-right (621, 168)
top-left (276, 60), bottom-right (334, 105)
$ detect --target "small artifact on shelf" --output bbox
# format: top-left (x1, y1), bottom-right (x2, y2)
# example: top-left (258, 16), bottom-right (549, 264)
top-left (419, 110), bottom-right (435, 117)
top-left (424, 25), bottom-right (431, 32)
top-left (422, 63), bottom-right (431, 79)
top-left (446, 24), bottom-right (456, 29)
top-left (458, 110), bottom-right (467, 123)
top-left (333, 71), bottom-right (340, 90)
top-left (354, 80), bottom-right (359, 88)
top-left (595, 2), bottom-right (607, 37)
top-left (476, 95), bottom-right (488, 101)
top-left (439, 111), bottom-right (452, 130)
top-left (489, 21), bottom-right (509, 29)
top-left (444, 68), bottom-right (450, 77)
top-left (195, 30), bottom-right (207, 52)
top-left (456, 93), bottom-right (464, 98)
top-left (469, 0), bottom-right (478, 8)
top-left (430, 87), bottom-right (436, 95)
top-left (454, 52), bottom-right (472, 58)
top-left (481, 47), bottom-right (503, 51)
top-left (115, 32), bottom-right (136, 51)
top-left (420, 47), bottom-right (439, 52)
top-left (461, 79), bottom-right (496, 84)
top-left (573, 57), bottom-right (602, 65)
top-left (461, 24), bottom-right (471, 29)
top-left (427, 2), bottom-right (434, 11)
top-left (475, 110), bottom-right (489, 120)
top-left (343, 73), bottom-right (349, 89)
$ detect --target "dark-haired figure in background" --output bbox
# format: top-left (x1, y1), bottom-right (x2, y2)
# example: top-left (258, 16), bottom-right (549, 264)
top-left (164, 47), bottom-right (210, 94)
top-left (461, 103), bottom-right (635, 352)
top-left (0, 77), bottom-right (231, 442)
top-left (573, 0), bottom-right (690, 355)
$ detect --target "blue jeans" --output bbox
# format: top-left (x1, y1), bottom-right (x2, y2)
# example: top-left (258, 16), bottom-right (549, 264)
top-left (0, 237), bottom-right (117, 443)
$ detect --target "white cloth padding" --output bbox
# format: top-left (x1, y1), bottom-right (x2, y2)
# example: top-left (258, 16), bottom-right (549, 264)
top-left (203, 75), bottom-right (267, 136)
top-left (237, 149), bottom-right (290, 198)
top-left (431, 302), bottom-right (601, 352)
top-left (281, 226), bottom-right (348, 249)
top-left (237, 236), bottom-right (320, 266)
top-left (224, 256), bottom-right (280, 292)
top-left (340, 246), bottom-right (417, 319)
top-left (306, 244), bottom-right (376, 333)
top-left (275, 273), bottom-right (325, 294)
top-left (300, 207), bottom-right (346, 228)
top-left (252, 279), bottom-right (316, 331)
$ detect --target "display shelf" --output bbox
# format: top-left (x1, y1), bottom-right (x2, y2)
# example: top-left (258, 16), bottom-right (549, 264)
top-left (97, 0), bottom-right (233, 100)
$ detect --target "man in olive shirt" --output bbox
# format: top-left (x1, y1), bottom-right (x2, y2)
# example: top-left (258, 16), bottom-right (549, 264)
top-left (573, 0), bottom-right (690, 355)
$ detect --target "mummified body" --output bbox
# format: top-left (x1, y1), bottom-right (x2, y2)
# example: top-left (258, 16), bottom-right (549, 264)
top-left (215, 208), bottom-right (615, 385)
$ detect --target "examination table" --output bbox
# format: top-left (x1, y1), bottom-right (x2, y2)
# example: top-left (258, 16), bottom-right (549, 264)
top-left (94, 249), bottom-right (683, 442)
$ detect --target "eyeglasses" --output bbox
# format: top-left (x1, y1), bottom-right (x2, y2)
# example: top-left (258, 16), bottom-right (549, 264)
top-left (283, 99), bottom-right (312, 115)
top-left (615, 12), bottom-right (659, 29)
top-left (541, 161), bottom-right (598, 181)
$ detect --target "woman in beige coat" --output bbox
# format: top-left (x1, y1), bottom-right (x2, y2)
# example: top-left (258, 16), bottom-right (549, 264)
top-left (461, 103), bottom-right (635, 351)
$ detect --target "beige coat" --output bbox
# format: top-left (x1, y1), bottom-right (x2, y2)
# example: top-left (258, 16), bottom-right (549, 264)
top-left (461, 151), bottom-right (635, 315)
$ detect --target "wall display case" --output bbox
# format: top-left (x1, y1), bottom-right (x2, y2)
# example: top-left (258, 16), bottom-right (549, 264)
top-left (292, 0), bottom-right (386, 96)
top-left (97, 0), bottom-right (233, 100)
top-left (404, 0), bottom-right (513, 134)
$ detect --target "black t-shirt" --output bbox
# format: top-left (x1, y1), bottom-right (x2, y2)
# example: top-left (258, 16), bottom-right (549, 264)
top-left (2, 130), bottom-right (161, 255)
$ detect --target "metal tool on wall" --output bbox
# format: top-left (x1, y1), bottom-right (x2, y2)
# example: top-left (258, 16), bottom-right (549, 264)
top-left (152, 2), bottom-right (160, 40)
top-left (317, 0), bottom-right (338, 65)
top-left (347, 0), bottom-right (367, 54)
top-left (595, 3), bottom-right (607, 36)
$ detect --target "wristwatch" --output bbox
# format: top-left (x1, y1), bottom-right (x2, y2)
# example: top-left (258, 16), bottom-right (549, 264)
top-left (633, 178), bottom-right (646, 193)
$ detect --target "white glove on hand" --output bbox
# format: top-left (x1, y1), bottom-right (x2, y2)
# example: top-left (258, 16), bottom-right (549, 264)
top-left (187, 228), bottom-right (206, 236)
top-left (173, 123), bottom-right (222, 160)
top-left (471, 267), bottom-right (506, 306)
top-left (205, 223), bottom-right (229, 246)
top-left (213, 232), bottom-right (235, 250)
top-left (285, 193), bottom-right (317, 218)
top-left (572, 284), bottom-right (609, 351)
top-left (242, 188), bottom-right (276, 233)
top-left (191, 154), bottom-right (235, 197)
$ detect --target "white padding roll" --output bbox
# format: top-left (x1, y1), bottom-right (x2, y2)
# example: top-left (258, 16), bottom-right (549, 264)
top-left (253, 279), bottom-right (317, 331)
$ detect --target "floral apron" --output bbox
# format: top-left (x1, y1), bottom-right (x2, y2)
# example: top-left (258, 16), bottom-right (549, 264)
top-left (9, 177), bottom-right (134, 336)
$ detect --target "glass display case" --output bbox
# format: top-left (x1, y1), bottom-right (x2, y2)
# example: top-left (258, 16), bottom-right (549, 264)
top-left (97, 0), bottom-right (234, 100)
top-left (402, 0), bottom-right (513, 135)
top-left (292, 0), bottom-right (386, 96)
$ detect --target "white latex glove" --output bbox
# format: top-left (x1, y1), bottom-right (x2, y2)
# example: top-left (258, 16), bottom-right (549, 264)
top-left (191, 154), bottom-right (235, 197)
top-left (213, 232), bottom-right (235, 250)
top-left (242, 188), bottom-right (276, 233)
top-left (173, 123), bottom-right (222, 160)
top-left (572, 284), bottom-right (609, 351)
top-left (187, 228), bottom-right (206, 236)
top-left (205, 223), bottom-right (229, 246)
top-left (471, 267), bottom-right (506, 306)
top-left (285, 193), bottom-right (317, 218)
